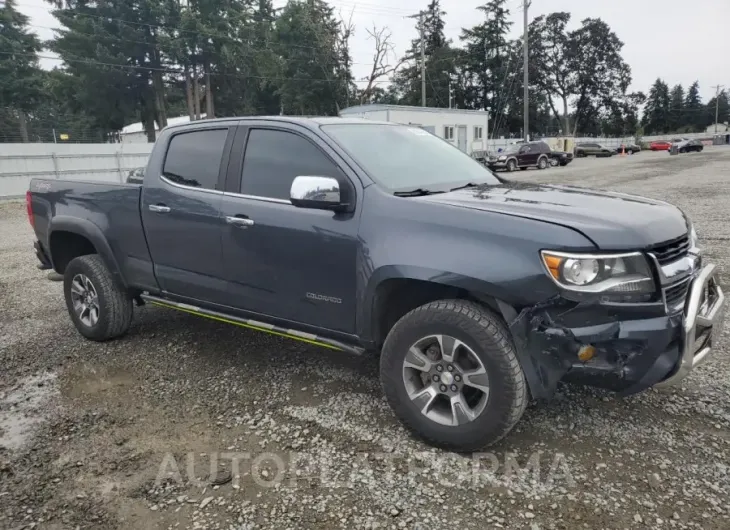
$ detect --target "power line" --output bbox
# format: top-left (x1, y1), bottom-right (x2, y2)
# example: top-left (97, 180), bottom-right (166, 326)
top-left (25, 22), bottom-right (379, 67)
top-left (0, 50), bottom-right (391, 83)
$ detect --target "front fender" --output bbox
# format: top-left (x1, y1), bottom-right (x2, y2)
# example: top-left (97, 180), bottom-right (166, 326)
top-left (49, 215), bottom-right (126, 287)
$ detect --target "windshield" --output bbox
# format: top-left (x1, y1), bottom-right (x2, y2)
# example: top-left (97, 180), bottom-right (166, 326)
top-left (321, 123), bottom-right (501, 192)
top-left (502, 144), bottom-right (520, 154)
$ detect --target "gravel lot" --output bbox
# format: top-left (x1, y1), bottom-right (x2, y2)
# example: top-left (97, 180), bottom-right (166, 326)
top-left (1, 148), bottom-right (729, 530)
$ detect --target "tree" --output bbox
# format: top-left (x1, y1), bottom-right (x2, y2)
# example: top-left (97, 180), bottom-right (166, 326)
top-left (391, 0), bottom-right (456, 107)
top-left (459, 0), bottom-right (513, 113)
top-left (643, 78), bottom-right (671, 134)
top-left (705, 89), bottom-right (729, 131)
top-left (569, 18), bottom-right (631, 136)
top-left (274, 0), bottom-right (349, 115)
top-left (528, 12), bottom-right (573, 134)
top-left (0, 0), bottom-right (44, 142)
top-left (358, 25), bottom-right (403, 104)
top-left (684, 81), bottom-right (703, 132)
top-left (668, 84), bottom-right (684, 132)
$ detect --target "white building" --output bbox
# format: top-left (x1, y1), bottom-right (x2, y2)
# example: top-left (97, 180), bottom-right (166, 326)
top-left (339, 104), bottom-right (489, 154)
top-left (120, 114), bottom-right (207, 143)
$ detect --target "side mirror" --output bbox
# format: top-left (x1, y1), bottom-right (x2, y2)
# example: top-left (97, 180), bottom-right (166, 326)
top-left (290, 176), bottom-right (346, 211)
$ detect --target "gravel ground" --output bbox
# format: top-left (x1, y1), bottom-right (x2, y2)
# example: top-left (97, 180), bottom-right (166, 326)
top-left (1, 147), bottom-right (729, 530)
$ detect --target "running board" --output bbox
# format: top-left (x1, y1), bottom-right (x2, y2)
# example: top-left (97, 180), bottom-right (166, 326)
top-left (140, 294), bottom-right (365, 355)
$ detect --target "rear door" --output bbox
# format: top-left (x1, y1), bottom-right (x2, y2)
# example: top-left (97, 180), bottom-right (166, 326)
top-left (141, 124), bottom-right (235, 303)
top-left (217, 122), bottom-right (361, 333)
top-left (518, 144), bottom-right (535, 166)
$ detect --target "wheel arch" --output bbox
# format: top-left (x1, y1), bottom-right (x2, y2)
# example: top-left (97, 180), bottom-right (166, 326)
top-left (48, 216), bottom-right (126, 287)
top-left (361, 266), bottom-right (548, 401)
top-left (361, 268), bottom-right (502, 346)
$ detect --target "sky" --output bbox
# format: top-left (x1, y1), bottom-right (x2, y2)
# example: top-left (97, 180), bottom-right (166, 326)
top-left (13, 0), bottom-right (730, 103)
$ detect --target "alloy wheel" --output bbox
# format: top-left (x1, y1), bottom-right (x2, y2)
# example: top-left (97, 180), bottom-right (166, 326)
top-left (70, 274), bottom-right (100, 327)
top-left (402, 334), bottom-right (490, 426)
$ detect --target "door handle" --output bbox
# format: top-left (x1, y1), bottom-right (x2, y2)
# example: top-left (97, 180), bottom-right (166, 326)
top-left (226, 216), bottom-right (255, 227)
top-left (149, 204), bottom-right (171, 213)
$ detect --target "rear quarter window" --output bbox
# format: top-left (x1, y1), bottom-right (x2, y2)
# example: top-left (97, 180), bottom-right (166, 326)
top-left (163, 128), bottom-right (229, 190)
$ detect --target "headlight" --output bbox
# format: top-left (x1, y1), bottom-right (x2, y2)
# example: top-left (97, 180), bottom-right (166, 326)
top-left (540, 251), bottom-right (655, 296)
top-left (498, 155), bottom-right (506, 161)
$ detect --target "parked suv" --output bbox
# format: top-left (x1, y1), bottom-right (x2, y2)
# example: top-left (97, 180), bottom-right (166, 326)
top-left (574, 142), bottom-right (615, 157)
top-left (486, 141), bottom-right (551, 171)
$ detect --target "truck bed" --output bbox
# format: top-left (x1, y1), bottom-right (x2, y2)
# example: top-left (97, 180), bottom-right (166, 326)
top-left (29, 178), bottom-right (156, 291)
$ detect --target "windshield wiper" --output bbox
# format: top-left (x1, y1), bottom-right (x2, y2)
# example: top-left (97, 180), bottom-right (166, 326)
top-left (393, 188), bottom-right (445, 197)
top-left (449, 182), bottom-right (485, 192)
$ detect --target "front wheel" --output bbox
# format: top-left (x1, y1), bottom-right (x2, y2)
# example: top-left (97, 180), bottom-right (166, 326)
top-left (506, 159), bottom-right (517, 172)
top-left (549, 158), bottom-right (559, 167)
top-left (64, 255), bottom-right (134, 341)
top-left (380, 300), bottom-right (528, 451)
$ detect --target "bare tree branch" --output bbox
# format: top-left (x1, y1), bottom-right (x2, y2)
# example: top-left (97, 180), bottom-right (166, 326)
top-left (359, 25), bottom-right (404, 104)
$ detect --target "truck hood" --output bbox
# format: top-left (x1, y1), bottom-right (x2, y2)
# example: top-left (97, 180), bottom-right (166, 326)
top-left (417, 182), bottom-right (688, 249)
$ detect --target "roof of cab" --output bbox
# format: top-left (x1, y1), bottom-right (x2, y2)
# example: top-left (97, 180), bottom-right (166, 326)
top-left (162, 115), bottom-right (394, 131)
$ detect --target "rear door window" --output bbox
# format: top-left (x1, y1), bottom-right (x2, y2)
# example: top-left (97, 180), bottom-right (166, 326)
top-left (163, 128), bottom-right (229, 190)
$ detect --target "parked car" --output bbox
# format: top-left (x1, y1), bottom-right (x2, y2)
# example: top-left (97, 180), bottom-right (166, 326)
top-left (574, 143), bottom-right (615, 157)
top-left (548, 149), bottom-right (574, 167)
top-left (486, 141), bottom-right (551, 171)
top-left (27, 116), bottom-right (725, 452)
top-left (650, 140), bottom-right (672, 151)
top-left (615, 143), bottom-right (641, 155)
top-left (126, 167), bottom-right (145, 184)
top-left (672, 138), bottom-right (704, 153)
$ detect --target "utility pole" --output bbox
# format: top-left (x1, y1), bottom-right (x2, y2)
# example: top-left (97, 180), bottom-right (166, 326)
top-left (522, 0), bottom-right (531, 141)
top-left (711, 85), bottom-right (724, 133)
top-left (419, 12), bottom-right (426, 107)
top-left (449, 79), bottom-right (454, 109)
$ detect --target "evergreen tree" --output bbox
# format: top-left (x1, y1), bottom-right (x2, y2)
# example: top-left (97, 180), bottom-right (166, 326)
top-left (0, 0), bottom-right (44, 142)
top-left (684, 81), bottom-right (704, 132)
top-left (643, 78), bottom-right (671, 134)
top-left (391, 0), bottom-right (455, 107)
top-left (459, 0), bottom-right (512, 112)
top-left (668, 84), bottom-right (684, 132)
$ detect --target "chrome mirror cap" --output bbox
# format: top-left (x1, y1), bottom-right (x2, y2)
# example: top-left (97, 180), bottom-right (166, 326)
top-left (290, 176), bottom-right (342, 209)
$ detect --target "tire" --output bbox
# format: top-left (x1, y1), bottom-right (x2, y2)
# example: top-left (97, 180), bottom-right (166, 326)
top-left (380, 300), bottom-right (528, 452)
top-left (506, 159), bottom-right (517, 172)
top-left (549, 158), bottom-right (559, 167)
top-left (64, 254), bottom-right (133, 341)
top-left (627, 149), bottom-right (633, 155)
top-left (537, 156), bottom-right (548, 169)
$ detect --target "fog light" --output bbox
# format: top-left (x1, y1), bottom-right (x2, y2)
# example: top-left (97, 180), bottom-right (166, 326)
top-left (578, 345), bottom-right (596, 362)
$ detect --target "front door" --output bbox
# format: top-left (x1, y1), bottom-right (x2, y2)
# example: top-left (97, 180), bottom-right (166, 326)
top-left (141, 126), bottom-right (233, 303)
top-left (457, 125), bottom-right (467, 152)
top-left (218, 124), bottom-right (361, 334)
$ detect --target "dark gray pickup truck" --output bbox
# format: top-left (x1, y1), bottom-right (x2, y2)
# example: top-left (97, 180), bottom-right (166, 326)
top-left (28, 117), bottom-right (725, 451)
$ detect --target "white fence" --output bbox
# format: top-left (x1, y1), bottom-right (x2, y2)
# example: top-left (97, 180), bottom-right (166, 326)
top-left (0, 143), bottom-right (153, 198)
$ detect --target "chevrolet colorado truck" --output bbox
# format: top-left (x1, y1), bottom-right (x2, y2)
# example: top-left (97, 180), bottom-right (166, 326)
top-left (28, 117), bottom-right (726, 452)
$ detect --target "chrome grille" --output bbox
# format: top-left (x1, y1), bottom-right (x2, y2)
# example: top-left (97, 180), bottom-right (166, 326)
top-left (650, 234), bottom-right (691, 265)
top-left (664, 278), bottom-right (691, 312)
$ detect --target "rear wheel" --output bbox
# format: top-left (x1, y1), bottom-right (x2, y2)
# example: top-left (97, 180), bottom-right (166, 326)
top-left (64, 255), bottom-right (133, 341)
top-left (537, 156), bottom-right (548, 169)
top-left (380, 300), bottom-right (528, 451)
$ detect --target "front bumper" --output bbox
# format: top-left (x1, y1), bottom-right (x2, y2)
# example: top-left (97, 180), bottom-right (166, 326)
top-left (511, 264), bottom-right (725, 398)
top-left (655, 263), bottom-right (725, 387)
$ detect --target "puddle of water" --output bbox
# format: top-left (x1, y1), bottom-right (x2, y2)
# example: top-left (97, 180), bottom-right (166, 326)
top-left (0, 372), bottom-right (59, 451)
